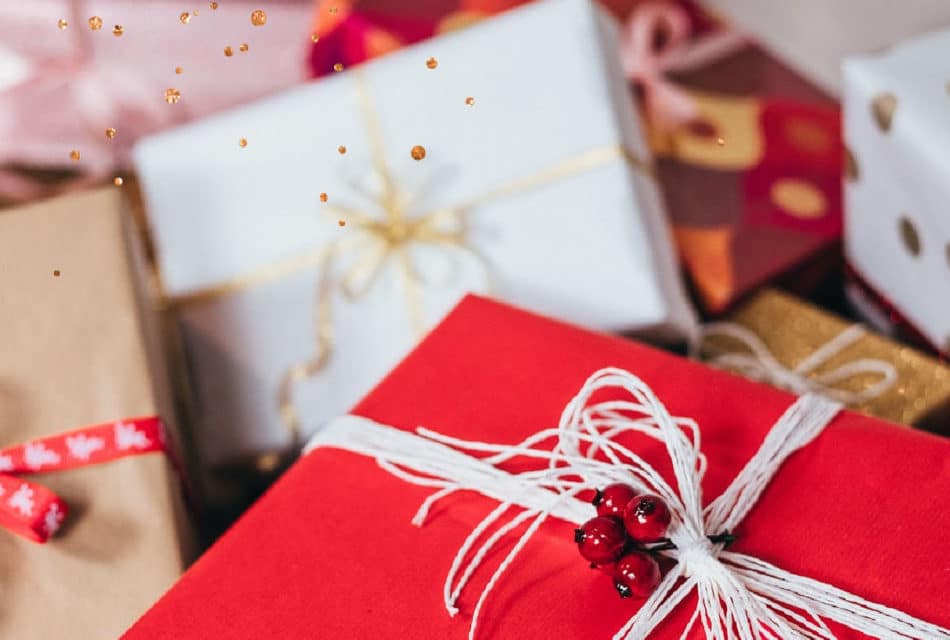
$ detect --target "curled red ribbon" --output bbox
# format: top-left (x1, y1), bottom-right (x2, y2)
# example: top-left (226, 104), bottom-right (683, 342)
top-left (0, 416), bottom-right (166, 543)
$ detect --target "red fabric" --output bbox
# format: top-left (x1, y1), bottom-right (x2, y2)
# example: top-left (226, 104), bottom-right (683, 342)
top-left (0, 416), bottom-right (165, 543)
top-left (123, 296), bottom-right (950, 639)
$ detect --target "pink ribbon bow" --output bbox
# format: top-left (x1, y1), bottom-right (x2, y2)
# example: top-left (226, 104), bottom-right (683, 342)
top-left (620, 1), bottom-right (746, 132)
top-left (0, 417), bottom-right (166, 543)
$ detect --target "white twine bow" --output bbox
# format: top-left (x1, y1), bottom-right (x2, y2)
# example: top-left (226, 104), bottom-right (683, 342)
top-left (306, 367), bottom-right (948, 640)
top-left (696, 323), bottom-right (898, 406)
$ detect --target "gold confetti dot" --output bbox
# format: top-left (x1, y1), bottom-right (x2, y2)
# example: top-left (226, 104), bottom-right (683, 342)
top-left (250, 9), bottom-right (267, 26)
top-left (320, 192), bottom-right (328, 202)
top-left (337, 145), bottom-right (346, 154)
top-left (311, 33), bottom-right (320, 43)
top-left (210, 1), bottom-right (218, 9)
top-left (224, 46), bottom-right (234, 57)
top-left (69, 149), bottom-right (81, 161)
top-left (716, 137), bottom-right (725, 146)
top-left (53, 270), bottom-right (61, 277)
top-left (114, 176), bottom-right (124, 186)
top-left (465, 96), bottom-right (475, 106)
top-left (871, 92), bottom-right (897, 132)
top-left (239, 138), bottom-right (248, 148)
top-left (845, 146), bottom-right (859, 182)
top-left (239, 43), bottom-right (249, 52)
top-left (180, 11), bottom-right (191, 24)
top-left (426, 57), bottom-right (438, 69)
top-left (112, 24), bottom-right (124, 36)
top-left (88, 16), bottom-right (103, 30)
top-left (105, 127), bottom-right (117, 139)
top-left (338, 219), bottom-right (346, 226)
top-left (164, 87), bottom-right (182, 104)
top-left (333, 62), bottom-right (344, 72)
top-left (193, 9), bottom-right (199, 15)
top-left (329, 6), bottom-right (338, 13)
top-left (410, 145), bottom-right (426, 161)
top-left (175, 66), bottom-right (184, 74)
top-left (57, 18), bottom-right (68, 30)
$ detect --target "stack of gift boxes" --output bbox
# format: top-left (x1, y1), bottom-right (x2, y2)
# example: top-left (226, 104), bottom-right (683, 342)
top-left (1, 0), bottom-right (949, 637)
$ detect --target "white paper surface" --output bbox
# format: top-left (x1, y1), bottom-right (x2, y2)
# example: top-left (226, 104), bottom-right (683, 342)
top-left (700, 0), bottom-right (950, 95)
top-left (843, 30), bottom-right (950, 355)
top-left (134, 0), bottom-right (698, 464)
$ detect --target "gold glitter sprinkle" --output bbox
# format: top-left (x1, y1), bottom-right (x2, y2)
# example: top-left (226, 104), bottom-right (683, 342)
top-left (311, 33), bottom-right (320, 43)
top-left (250, 9), bottom-right (267, 26)
top-left (193, 9), bottom-right (199, 15)
top-left (69, 149), bottom-right (81, 161)
top-left (410, 145), bottom-right (426, 161)
top-left (114, 176), bottom-right (124, 186)
top-left (338, 219), bottom-right (346, 226)
top-left (239, 138), bottom-right (248, 148)
top-left (112, 24), bottom-right (124, 36)
top-left (224, 45), bottom-right (234, 56)
top-left (426, 57), bottom-right (438, 69)
top-left (180, 11), bottom-right (191, 23)
top-left (320, 192), bottom-right (328, 202)
top-left (333, 62), bottom-right (344, 72)
top-left (465, 96), bottom-right (475, 106)
top-left (899, 216), bottom-right (921, 257)
top-left (329, 6), bottom-right (338, 13)
top-left (716, 137), bottom-right (725, 146)
top-left (165, 87), bottom-right (182, 104)
top-left (210, 1), bottom-right (219, 9)
top-left (105, 127), bottom-right (117, 139)
top-left (239, 43), bottom-right (249, 52)
top-left (337, 145), bottom-right (346, 154)
top-left (175, 66), bottom-right (184, 74)
top-left (88, 16), bottom-right (103, 30)
top-left (53, 270), bottom-right (61, 277)
top-left (57, 18), bottom-right (68, 30)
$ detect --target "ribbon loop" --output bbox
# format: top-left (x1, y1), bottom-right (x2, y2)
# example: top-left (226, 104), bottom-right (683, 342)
top-left (697, 322), bottom-right (899, 407)
top-left (0, 416), bottom-right (166, 543)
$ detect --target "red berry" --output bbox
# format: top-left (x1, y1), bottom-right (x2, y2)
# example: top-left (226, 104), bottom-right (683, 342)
top-left (613, 551), bottom-right (661, 598)
top-left (574, 516), bottom-right (626, 565)
top-left (623, 494), bottom-right (671, 543)
top-left (592, 483), bottom-right (637, 519)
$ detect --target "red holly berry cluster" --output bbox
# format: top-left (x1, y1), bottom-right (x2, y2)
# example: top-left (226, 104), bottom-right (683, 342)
top-left (573, 483), bottom-right (672, 599)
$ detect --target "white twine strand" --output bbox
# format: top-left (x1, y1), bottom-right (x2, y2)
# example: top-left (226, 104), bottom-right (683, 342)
top-left (305, 367), bottom-right (948, 640)
top-left (696, 323), bottom-right (897, 406)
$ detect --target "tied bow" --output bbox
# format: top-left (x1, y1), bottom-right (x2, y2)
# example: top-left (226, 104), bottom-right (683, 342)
top-left (307, 368), bottom-right (950, 640)
top-left (619, 1), bottom-right (746, 132)
top-left (0, 417), bottom-right (165, 543)
top-left (697, 322), bottom-right (898, 406)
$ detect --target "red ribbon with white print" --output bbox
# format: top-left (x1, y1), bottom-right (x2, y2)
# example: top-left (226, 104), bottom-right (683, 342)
top-left (0, 416), bottom-right (166, 543)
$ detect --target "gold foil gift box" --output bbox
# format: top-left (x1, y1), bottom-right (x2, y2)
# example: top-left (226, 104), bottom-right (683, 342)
top-left (697, 289), bottom-right (950, 432)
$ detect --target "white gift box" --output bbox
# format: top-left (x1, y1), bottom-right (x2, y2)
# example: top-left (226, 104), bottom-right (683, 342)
top-left (843, 30), bottom-right (950, 356)
top-left (699, 0), bottom-right (950, 96)
top-left (134, 0), bottom-right (698, 465)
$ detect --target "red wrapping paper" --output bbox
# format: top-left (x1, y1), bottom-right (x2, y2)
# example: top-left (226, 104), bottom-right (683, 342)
top-left (123, 296), bottom-right (950, 639)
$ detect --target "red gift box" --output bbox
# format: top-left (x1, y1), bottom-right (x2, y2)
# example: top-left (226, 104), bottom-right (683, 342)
top-left (123, 296), bottom-right (950, 639)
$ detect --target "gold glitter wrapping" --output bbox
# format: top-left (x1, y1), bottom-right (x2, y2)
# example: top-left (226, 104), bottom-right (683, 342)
top-left (701, 289), bottom-right (950, 432)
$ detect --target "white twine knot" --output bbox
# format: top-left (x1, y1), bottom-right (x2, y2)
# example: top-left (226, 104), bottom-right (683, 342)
top-left (696, 322), bottom-right (898, 406)
top-left (306, 367), bottom-right (949, 640)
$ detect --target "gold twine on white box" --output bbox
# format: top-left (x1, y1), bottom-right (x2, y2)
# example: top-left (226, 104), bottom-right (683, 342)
top-left (307, 368), bottom-right (949, 640)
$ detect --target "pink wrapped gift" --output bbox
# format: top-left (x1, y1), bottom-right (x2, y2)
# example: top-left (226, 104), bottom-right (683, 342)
top-left (0, 0), bottom-right (311, 199)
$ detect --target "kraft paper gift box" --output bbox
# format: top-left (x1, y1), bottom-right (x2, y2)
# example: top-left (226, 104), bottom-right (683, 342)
top-left (0, 190), bottom-right (193, 638)
top-left (0, 0), bottom-right (312, 204)
top-left (697, 0), bottom-right (950, 96)
top-left (122, 295), bottom-right (950, 639)
top-left (843, 31), bottom-right (950, 358)
top-left (698, 289), bottom-right (950, 431)
top-left (133, 0), bottom-right (698, 468)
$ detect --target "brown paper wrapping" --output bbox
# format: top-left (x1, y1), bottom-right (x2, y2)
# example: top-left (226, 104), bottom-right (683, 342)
top-left (701, 289), bottom-right (950, 431)
top-left (0, 189), bottom-right (193, 638)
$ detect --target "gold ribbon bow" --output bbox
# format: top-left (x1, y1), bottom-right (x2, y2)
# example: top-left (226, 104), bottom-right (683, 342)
top-left (165, 72), bottom-right (653, 446)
